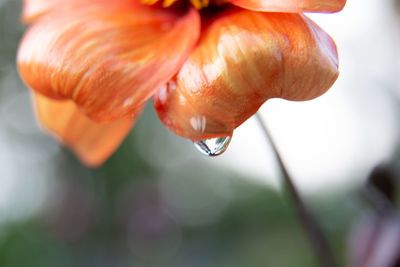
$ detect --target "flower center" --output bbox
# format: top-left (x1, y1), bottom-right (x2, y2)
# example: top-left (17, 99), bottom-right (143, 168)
top-left (141, 0), bottom-right (216, 9)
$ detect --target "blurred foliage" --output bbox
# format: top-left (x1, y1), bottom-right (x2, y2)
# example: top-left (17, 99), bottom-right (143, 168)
top-left (0, 171), bottom-right (354, 267)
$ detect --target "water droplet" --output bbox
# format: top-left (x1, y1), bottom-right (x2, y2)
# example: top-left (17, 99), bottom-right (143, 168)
top-left (157, 84), bottom-right (168, 104)
top-left (123, 97), bottom-right (133, 108)
top-left (194, 136), bottom-right (231, 157)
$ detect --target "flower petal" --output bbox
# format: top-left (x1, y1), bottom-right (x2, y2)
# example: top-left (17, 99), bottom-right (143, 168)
top-left (229, 0), bottom-right (346, 13)
top-left (18, 1), bottom-right (200, 122)
top-left (22, 0), bottom-right (93, 23)
top-left (154, 9), bottom-right (339, 140)
top-left (33, 93), bottom-right (140, 167)
top-left (22, 0), bottom-right (56, 23)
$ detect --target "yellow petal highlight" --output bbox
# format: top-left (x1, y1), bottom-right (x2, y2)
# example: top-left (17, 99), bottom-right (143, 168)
top-left (162, 0), bottom-right (179, 8)
top-left (18, 1), bottom-right (200, 123)
top-left (154, 9), bottom-right (339, 140)
top-left (33, 93), bottom-right (139, 167)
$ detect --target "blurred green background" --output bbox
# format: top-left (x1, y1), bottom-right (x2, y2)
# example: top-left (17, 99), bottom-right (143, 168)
top-left (1, 0), bottom-right (400, 266)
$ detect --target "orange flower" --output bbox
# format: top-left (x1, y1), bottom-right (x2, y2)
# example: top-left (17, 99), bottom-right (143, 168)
top-left (17, 0), bottom-right (345, 167)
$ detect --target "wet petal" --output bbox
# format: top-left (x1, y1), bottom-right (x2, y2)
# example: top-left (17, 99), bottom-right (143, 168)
top-left (229, 0), bottom-right (346, 13)
top-left (154, 9), bottom-right (339, 140)
top-left (33, 93), bottom-right (140, 167)
top-left (18, 1), bottom-right (200, 122)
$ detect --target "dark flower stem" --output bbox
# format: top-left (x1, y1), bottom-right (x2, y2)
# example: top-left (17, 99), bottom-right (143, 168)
top-left (255, 112), bottom-right (338, 267)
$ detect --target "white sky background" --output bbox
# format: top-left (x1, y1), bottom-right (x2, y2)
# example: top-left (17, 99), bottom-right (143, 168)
top-left (211, 0), bottom-right (400, 193)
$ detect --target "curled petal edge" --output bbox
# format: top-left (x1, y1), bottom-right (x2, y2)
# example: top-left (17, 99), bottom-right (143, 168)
top-left (33, 93), bottom-right (140, 167)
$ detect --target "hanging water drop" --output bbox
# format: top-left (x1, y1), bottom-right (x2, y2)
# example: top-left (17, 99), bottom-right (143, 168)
top-left (194, 136), bottom-right (232, 156)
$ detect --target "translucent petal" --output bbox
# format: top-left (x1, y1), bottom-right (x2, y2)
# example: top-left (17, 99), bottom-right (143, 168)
top-left (33, 93), bottom-right (140, 167)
